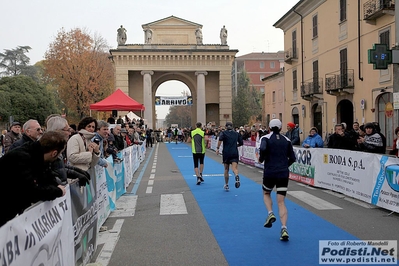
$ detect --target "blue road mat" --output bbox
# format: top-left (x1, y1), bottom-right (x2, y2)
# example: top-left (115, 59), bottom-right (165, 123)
top-left (166, 143), bottom-right (360, 266)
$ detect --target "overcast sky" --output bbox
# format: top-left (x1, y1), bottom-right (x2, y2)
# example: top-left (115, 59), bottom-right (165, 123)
top-left (1, 0), bottom-right (299, 118)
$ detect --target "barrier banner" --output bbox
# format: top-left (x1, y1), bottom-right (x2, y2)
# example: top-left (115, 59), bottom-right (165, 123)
top-left (95, 166), bottom-right (110, 228)
top-left (289, 147), bottom-right (316, 186)
top-left (131, 145), bottom-right (140, 174)
top-left (123, 147), bottom-right (133, 187)
top-left (239, 140), bottom-right (257, 166)
top-left (315, 149), bottom-right (374, 202)
top-left (0, 186), bottom-right (74, 266)
top-left (70, 170), bottom-right (98, 266)
top-left (104, 157), bottom-right (126, 204)
top-left (372, 157), bottom-right (399, 210)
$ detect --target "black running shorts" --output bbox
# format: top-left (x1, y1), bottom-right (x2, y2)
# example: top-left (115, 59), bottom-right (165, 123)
top-left (262, 177), bottom-right (289, 196)
top-left (192, 153), bottom-right (205, 168)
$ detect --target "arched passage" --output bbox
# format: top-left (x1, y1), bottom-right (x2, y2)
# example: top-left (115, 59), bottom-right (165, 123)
top-left (337, 99), bottom-right (353, 128)
top-left (155, 80), bottom-right (192, 128)
top-left (312, 103), bottom-right (322, 135)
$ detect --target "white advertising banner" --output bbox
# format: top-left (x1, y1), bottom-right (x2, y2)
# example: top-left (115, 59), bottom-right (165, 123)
top-left (314, 149), bottom-right (376, 203)
top-left (0, 187), bottom-right (74, 266)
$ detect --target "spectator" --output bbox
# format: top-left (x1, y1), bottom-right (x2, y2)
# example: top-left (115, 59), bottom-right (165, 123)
top-left (120, 128), bottom-right (129, 150)
top-left (106, 133), bottom-right (123, 163)
top-left (107, 114), bottom-right (115, 124)
top-left (67, 117), bottom-right (100, 171)
top-left (93, 120), bottom-right (109, 168)
top-left (47, 115), bottom-right (90, 186)
top-left (285, 122), bottom-right (300, 145)
top-left (146, 128), bottom-right (153, 147)
top-left (302, 127), bottom-right (324, 148)
top-left (69, 124), bottom-right (77, 136)
top-left (389, 126), bottom-right (399, 157)
top-left (116, 116), bottom-right (124, 125)
top-left (113, 124), bottom-right (125, 151)
top-left (9, 119), bottom-right (43, 151)
top-left (4, 122), bottom-right (22, 153)
top-left (0, 131), bottom-right (67, 227)
top-left (327, 124), bottom-right (354, 150)
top-left (348, 122), bottom-right (361, 150)
top-left (357, 123), bottom-right (383, 153)
top-left (373, 122), bottom-right (387, 154)
top-left (0, 129), bottom-right (6, 156)
top-left (250, 129), bottom-right (257, 141)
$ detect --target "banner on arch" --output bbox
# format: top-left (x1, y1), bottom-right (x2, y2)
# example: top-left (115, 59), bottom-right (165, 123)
top-left (155, 96), bottom-right (193, 106)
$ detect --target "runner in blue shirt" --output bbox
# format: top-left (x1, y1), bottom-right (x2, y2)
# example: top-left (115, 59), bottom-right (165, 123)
top-left (216, 122), bottom-right (243, 191)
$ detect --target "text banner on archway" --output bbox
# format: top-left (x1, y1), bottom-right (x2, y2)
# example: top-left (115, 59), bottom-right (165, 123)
top-left (155, 96), bottom-right (193, 106)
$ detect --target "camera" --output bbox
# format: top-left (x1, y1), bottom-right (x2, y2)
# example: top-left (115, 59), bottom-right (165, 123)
top-left (93, 138), bottom-right (100, 145)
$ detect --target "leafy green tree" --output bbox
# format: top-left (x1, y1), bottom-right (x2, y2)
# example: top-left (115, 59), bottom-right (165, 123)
top-left (0, 75), bottom-right (58, 125)
top-left (0, 46), bottom-right (32, 76)
top-left (232, 70), bottom-right (251, 127)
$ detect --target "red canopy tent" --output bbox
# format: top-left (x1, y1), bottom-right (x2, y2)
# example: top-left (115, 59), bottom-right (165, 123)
top-left (90, 88), bottom-right (145, 111)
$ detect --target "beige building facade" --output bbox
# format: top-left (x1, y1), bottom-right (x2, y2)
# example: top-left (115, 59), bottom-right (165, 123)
top-left (109, 16), bottom-right (237, 129)
top-left (274, 0), bottom-right (396, 148)
top-left (262, 72), bottom-right (286, 127)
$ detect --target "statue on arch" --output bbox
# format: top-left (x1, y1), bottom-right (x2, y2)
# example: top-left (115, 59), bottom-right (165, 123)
top-left (145, 27), bottom-right (153, 44)
top-left (220, 25), bottom-right (228, 45)
top-left (117, 25), bottom-right (127, 45)
top-left (195, 27), bottom-right (203, 45)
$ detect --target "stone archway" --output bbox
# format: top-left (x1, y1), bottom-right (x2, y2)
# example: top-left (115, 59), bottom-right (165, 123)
top-left (109, 16), bottom-right (238, 129)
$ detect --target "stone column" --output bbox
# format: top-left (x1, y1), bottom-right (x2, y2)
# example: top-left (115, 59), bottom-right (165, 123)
top-left (195, 71), bottom-right (208, 125)
top-left (141, 71), bottom-right (154, 128)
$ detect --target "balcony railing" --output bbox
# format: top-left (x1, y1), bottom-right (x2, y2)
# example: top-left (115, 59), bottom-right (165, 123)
top-left (301, 78), bottom-right (323, 99)
top-left (325, 69), bottom-right (354, 95)
top-left (284, 48), bottom-right (298, 63)
top-left (364, 0), bottom-right (395, 20)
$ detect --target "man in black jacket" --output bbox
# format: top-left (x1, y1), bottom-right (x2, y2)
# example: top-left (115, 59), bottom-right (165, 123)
top-left (0, 131), bottom-right (67, 227)
top-left (9, 119), bottom-right (43, 151)
top-left (327, 124), bottom-right (355, 150)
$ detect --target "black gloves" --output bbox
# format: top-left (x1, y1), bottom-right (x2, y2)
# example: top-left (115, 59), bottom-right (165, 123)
top-left (65, 165), bottom-right (91, 186)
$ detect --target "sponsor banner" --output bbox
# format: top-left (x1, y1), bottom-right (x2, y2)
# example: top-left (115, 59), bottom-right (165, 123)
top-left (70, 172), bottom-right (98, 266)
top-left (95, 166), bottom-right (110, 228)
top-left (104, 157), bottom-right (126, 210)
top-left (316, 149), bottom-right (375, 203)
top-left (237, 142), bottom-right (399, 212)
top-left (155, 96), bottom-right (193, 106)
top-left (0, 187), bottom-right (74, 266)
top-left (123, 147), bottom-right (133, 187)
top-left (289, 148), bottom-right (316, 185)
top-left (132, 145), bottom-right (140, 173)
top-left (319, 240), bottom-right (397, 264)
top-left (373, 157), bottom-right (399, 210)
top-left (240, 140), bottom-right (256, 166)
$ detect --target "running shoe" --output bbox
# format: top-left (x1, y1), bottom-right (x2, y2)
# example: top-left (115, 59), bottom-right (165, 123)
top-left (199, 173), bottom-right (204, 182)
top-left (196, 177), bottom-right (201, 185)
top-left (224, 184), bottom-right (229, 191)
top-left (280, 228), bottom-right (289, 241)
top-left (263, 213), bottom-right (276, 228)
top-left (235, 175), bottom-right (240, 188)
